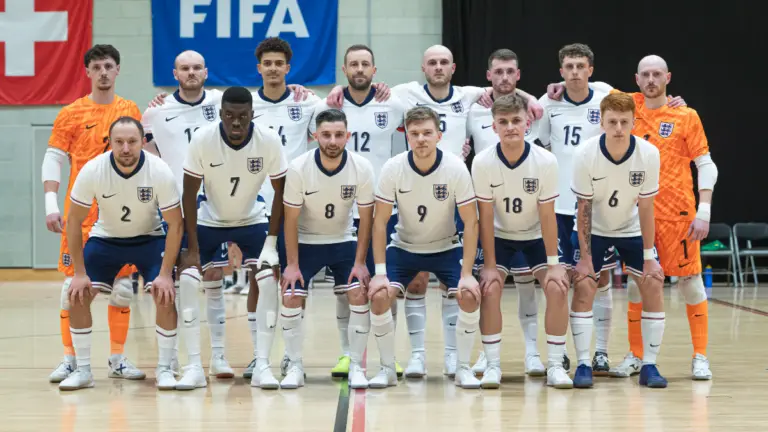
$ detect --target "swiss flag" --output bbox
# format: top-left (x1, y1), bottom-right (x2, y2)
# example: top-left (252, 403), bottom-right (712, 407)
top-left (0, 0), bottom-right (92, 105)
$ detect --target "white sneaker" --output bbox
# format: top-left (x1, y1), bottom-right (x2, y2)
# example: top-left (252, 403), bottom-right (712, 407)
top-left (480, 364), bottom-right (501, 389)
top-left (240, 285), bottom-right (250, 296)
top-left (609, 352), bottom-right (642, 377)
top-left (170, 356), bottom-right (180, 374)
top-left (280, 361), bottom-right (305, 389)
top-left (59, 368), bottom-right (95, 391)
top-left (108, 355), bottom-right (146, 380)
top-left (471, 352), bottom-right (487, 375)
top-left (349, 362), bottom-right (368, 389)
top-left (243, 358), bottom-right (257, 379)
top-left (209, 353), bottom-right (234, 378)
top-left (454, 365), bottom-right (481, 389)
top-left (222, 280), bottom-right (241, 294)
top-left (176, 364), bottom-right (207, 390)
top-left (155, 367), bottom-right (178, 390)
top-left (443, 350), bottom-right (458, 377)
top-left (524, 354), bottom-right (546, 376)
top-left (368, 365), bottom-right (397, 388)
top-left (251, 364), bottom-right (280, 389)
top-left (404, 352), bottom-right (427, 378)
top-left (692, 354), bottom-right (712, 380)
top-left (280, 353), bottom-right (290, 377)
top-left (546, 365), bottom-right (573, 389)
top-left (49, 356), bottom-right (76, 383)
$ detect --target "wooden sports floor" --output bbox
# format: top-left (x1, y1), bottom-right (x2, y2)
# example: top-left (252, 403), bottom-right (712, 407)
top-left (1, 273), bottom-right (767, 431)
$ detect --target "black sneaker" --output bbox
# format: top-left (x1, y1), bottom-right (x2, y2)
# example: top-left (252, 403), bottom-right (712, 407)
top-left (592, 351), bottom-right (610, 376)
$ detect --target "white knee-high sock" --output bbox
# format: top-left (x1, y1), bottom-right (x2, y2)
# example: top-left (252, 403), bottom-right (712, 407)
top-left (335, 295), bottom-right (350, 357)
top-left (348, 304), bottom-right (370, 364)
top-left (641, 311), bottom-right (665, 365)
top-left (515, 275), bottom-right (538, 356)
top-left (442, 294), bottom-right (459, 352)
top-left (405, 293), bottom-right (426, 353)
top-left (482, 333), bottom-right (502, 366)
top-left (281, 306), bottom-right (303, 363)
top-left (174, 280), bottom-right (181, 358)
top-left (593, 281), bottom-right (613, 354)
top-left (455, 309), bottom-right (480, 366)
top-left (570, 310), bottom-right (593, 366)
top-left (248, 312), bottom-right (258, 357)
top-left (255, 270), bottom-right (279, 368)
top-left (156, 326), bottom-right (177, 369)
top-left (70, 327), bottom-right (92, 373)
top-left (547, 334), bottom-right (566, 368)
top-left (204, 280), bottom-right (225, 356)
top-left (179, 269), bottom-right (202, 366)
top-left (391, 299), bottom-right (399, 331)
top-left (371, 310), bottom-right (395, 366)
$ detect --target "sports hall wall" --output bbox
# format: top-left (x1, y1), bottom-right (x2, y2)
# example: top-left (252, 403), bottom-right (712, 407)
top-left (443, 0), bottom-right (767, 227)
top-left (0, 0), bottom-right (441, 268)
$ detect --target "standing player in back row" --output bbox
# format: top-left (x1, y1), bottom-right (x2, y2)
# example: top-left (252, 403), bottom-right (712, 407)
top-left (569, 93), bottom-right (667, 389)
top-left (42, 44), bottom-right (145, 384)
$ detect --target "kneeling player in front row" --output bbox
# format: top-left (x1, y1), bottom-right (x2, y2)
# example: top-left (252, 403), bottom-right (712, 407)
top-left (569, 93), bottom-right (667, 388)
top-left (59, 117), bottom-right (183, 391)
top-left (472, 94), bottom-right (571, 389)
top-left (280, 109), bottom-right (376, 389)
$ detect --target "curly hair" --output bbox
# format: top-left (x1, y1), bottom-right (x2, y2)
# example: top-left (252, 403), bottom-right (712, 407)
top-left (255, 37), bottom-right (293, 62)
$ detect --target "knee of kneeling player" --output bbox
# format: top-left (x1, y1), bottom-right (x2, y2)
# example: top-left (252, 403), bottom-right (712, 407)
top-left (679, 275), bottom-right (707, 305)
top-left (370, 288), bottom-right (392, 312)
top-left (458, 291), bottom-right (480, 311)
top-left (408, 273), bottom-right (429, 293)
top-left (204, 267), bottom-right (223, 282)
top-left (109, 279), bottom-right (133, 308)
top-left (639, 276), bottom-right (664, 296)
top-left (543, 279), bottom-right (568, 301)
top-left (282, 292), bottom-right (304, 309)
top-left (572, 277), bottom-right (597, 303)
top-left (346, 287), bottom-right (367, 306)
top-left (482, 280), bottom-right (502, 302)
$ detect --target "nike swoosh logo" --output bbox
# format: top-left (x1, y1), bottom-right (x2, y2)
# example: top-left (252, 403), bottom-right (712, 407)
top-left (85, 124), bottom-right (97, 129)
top-left (593, 177), bottom-right (607, 181)
top-left (305, 191), bottom-right (319, 196)
top-left (355, 330), bottom-right (369, 334)
top-left (102, 193), bottom-right (117, 199)
top-left (165, 116), bottom-right (179, 122)
top-left (184, 319), bottom-right (196, 324)
top-left (210, 163), bottom-right (223, 167)
top-left (121, 310), bottom-right (130, 314)
top-left (694, 314), bottom-right (704, 317)
top-left (643, 134), bottom-right (651, 140)
top-left (415, 103), bottom-right (428, 107)
top-left (398, 189), bottom-right (411, 194)
top-left (490, 183), bottom-right (503, 188)
top-left (550, 113), bottom-right (562, 118)
top-left (464, 329), bottom-right (476, 334)
top-left (525, 313), bottom-right (536, 317)
top-left (629, 319), bottom-right (640, 323)
top-left (650, 344), bottom-right (660, 348)
top-left (573, 332), bottom-right (583, 336)
top-left (481, 124), bottom-right (492, 129)
top-left (678, 263), bottom-right (690, 268)
top-left (448, 322), bottom-right (456, 327)
top-left (598, 318), bottom-right (609, 322)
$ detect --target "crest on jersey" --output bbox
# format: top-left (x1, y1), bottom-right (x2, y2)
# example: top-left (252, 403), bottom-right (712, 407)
top-left (62, 253), bottom-right (71, 267)
top-left (248, 157), bottom-right (263, 173)
top-left (287, 106), bottom-right (302, 122)
top-left (340, 185), bottom-right (356, 200)
top-left (629, 171), bottom-right (645, 187)
top-left (523, 178), bottom-right (539, 194)
top-left (202, 104), bottom-right (217, 121)
top-left (137, 187), bottom-right (153, 203)
top-left (451, 101), bottom-right (464, 113)
top-left (433, 184), bottom-right (449, 201)
top-left (587, 109), bottom-right (601, 124)
top-left (659, 122), bottom-right (674, 138)
top-left (374, 112), bottom-right (388, 129)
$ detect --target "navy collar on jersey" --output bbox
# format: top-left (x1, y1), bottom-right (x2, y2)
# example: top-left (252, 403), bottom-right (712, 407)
top-left (343, 87), bottom-right (376, 107)
top-left (408, 148), bottom-right (443, 177)
top-left (219, 122), bottom-right (254, 151)
top-left (563, 88), bottom-right (594, 106)
top-left (173, 90), bottom-right (207, 107)
top-left (600, 134), bottom-right (636, 165)
top-left (315, 148), bottom-right (348, 177)
top-left (496, 141), bottom-right (530, 170)
top-left (258, 87), bottom-right (291, 104)
top-left (110, 150), bottom-right (145, 180)
top-left (423, 84), bottom-right (454, 104)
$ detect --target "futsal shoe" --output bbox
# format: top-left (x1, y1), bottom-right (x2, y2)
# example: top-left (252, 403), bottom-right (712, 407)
top-left (331, 355), bottom-right (350, 378)
top-left (454, 365), bottom-right (481, 389)
top-left (243, 358), bottom-right (256, 379)
top-left (444, 350), bottom-right (458, 377)
top-left (176, 364), bottom-right (207, 390)
top-left (280, 361), bottom-right (305, 389)
top-left (639, 364), bottom-right (668, 388)
top-left (281, 353), bottom-right (291, 377)
top-left (472, 352), bottom-right (487, 375)
top-left (349, 362), bottom-right (369, 389)
top-left (251, 363), bottom-right (280, 389)
top-left (155, 367), bottom-right (178, 390)
top-left (573, 364), bottom-right (594, 388)
top-left (368, 365), bottom-right (397, 388)
top-left (592, 351), bottom-right (610, 376)
top-left (404, 352), bottom-right (426, 378)
top-left (609, 352), bottom-right (642, 377)
top-left (108, 355), bottom-right (146, 380)
top-left (49, 356), bottom-right (76, 383)
top-left (395, 361), bottom-right (404, 378)
top-left (692, 354), bottom-right (712, 380)
top-left (209, 353), bottom-right (234, 379)
top-left (546, 365), bottom-right (573, 389)
top-left (524, 354), bottom-right (546, 376)
top-left (59, 368), bottom-right (95, 391)
top-left (480, 364), bottom-right (501, 389)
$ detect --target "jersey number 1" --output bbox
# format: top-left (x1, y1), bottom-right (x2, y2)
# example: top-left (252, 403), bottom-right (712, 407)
top-left (184, 127), bottom-right (200, 143)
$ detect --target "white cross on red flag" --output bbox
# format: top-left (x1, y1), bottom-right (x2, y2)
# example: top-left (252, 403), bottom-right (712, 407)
top-left (0, 0), bottom-right (92, 105)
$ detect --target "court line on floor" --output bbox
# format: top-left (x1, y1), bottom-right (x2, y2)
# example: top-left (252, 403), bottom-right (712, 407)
top-left (350, 350), bottom-right (367, 432)
top-left (709, 297), bottom-right (768, 317)
top-left (333, 349), bottom-right (367, 432)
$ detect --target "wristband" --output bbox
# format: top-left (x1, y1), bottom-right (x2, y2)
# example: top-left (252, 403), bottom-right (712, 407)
top-left (375, 263), bottom-right (387, 275)
top-left (643, 248), bottom-right (655, 260)
top-left (696, 202), bottom-right (711, 222)
top-left (547, 256), bottom-right (560, 266)
top-left (45, 192), bottom-right (60, 216)
top-left (264, 235), bottom-right (278, 249)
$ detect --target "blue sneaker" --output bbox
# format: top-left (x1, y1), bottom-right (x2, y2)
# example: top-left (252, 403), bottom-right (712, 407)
top-left (573, 364), bottom-right (593, 388)
top-left (639, 364), bottom-right (668, 388)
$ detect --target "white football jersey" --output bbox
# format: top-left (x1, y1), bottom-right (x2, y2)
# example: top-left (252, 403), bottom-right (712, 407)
top-left (284, 149), bottom-right (375, 244)
top-left (252, 88), bottom-right (320, 215)
top-left (537, 89), bottom-right (608, 215)
top-left (571, 134), bottom-right (660, 237)
top-left (183, 121), bottom-right (288, 227)
top-left (472, 142), bottom-right (559, 241)
top-left (376, 149), bottom-right (476, 254)
top-left (141, 90), bottom-right (223, 192)
top-left (467, 100), bottom-right (540, 154)
top-left (392, 81), bottom-right (486, 157)
top-left (70, 151), bottom-right (179, 239)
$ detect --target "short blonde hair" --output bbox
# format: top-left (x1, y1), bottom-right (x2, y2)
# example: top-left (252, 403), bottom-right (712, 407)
top-left (491, 93), bottom-right (528, 117)
top-left (404, 106), bottom-right (440, 130)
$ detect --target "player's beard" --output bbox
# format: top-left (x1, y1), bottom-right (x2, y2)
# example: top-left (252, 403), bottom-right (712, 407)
top-left (116, 153), bottom-right (139, 169)
top-left (426, 72), bottom-right (451, 87)
top-left (347, 74), bottom-right (372, 92)
top-left (180, 77), bottom-right (205, 91)
top-left (642, 83), bottom-right (665, 99)
top-left (320, 145), bottom-right (343, 159)
top-left (493, 81), bottom-right (516, 96)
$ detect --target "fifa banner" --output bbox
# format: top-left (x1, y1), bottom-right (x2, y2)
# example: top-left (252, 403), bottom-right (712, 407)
top-left (151, 0), bottom-right (338, 87)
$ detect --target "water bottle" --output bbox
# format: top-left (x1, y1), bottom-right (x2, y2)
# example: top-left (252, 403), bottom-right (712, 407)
top-left (613, 259), bottom-right (623, 288)
top-left (703, 265), bottom-right (713, 288)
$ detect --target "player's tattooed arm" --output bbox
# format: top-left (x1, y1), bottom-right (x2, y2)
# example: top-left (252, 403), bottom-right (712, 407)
top-left (577, 197), bottom-right (593, 257)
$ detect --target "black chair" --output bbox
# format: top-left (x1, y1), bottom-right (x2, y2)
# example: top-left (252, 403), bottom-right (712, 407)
top-left (700, 223), bottom-right (737, 287)
top-left (733, 223), bottom-right (768, 286)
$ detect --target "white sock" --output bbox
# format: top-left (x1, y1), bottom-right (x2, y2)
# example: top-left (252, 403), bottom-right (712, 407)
top-left (456, 309), bottom-right (480, 365)
top-left (442, 295), bottom-right (459, 353)
top-left (593, 282), bottom-right (613, 353)
top-left (335, 295), bottom-right (350, 356)
top-left (281, 306), bottom-right (303, 362)
top-left (174, 281), bottom-right (180, 359)
top-left (641, 311), bottom-right (665, 365)
top-left (248, 312), bottom-right (258, 357)
top-left (179, 270), bottom-right (202, 366)
top-left (482, 333), bottom-right (502, 366)
top-left (224, 275), bottom-right (234, 284)
top-left (515, 275), bottom-right (538, 356)
top-left (405, 293), bottom-right (426, 353)
top-left (255, 270), bottom-right (278, 367)
top-left (547, 334), bottom-right (566, 368)
top-left (391, 299), bottom-right (399, 331)
top-left (204, 280), bottom-right (225, 356)
top-left (71, 327), bottom-right (92, 373)
top-left (570, 310), bottom-right (593, 366)
top-left (371, 310), bottom-right (395, 366)
top-left (156, 326), bottom-right (177, 369)
top-left (348, 304), bottom-right (370, 364)
top-left (237, 267), bottom-right (247, 285)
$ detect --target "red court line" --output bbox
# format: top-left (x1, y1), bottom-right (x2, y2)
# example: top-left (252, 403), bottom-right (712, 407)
top-left (709, 297), bottom-right (768, 317)
top-left (351, 349), bottom-right (367, 432)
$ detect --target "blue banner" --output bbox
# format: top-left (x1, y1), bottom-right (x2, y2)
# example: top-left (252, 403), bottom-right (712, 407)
top-left (151, 0), bottom-right (338, 87)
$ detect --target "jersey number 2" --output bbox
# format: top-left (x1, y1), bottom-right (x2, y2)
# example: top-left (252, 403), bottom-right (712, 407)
top-left (121, 206), bottom-right (131, 222)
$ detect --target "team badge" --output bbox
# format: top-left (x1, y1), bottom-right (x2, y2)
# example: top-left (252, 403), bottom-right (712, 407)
top-left (523, 178), bottom-right (539, 194)
top-left (629, 171), bottom-right (645, 187)
top-left (374, 112), bottom-right (388, 129)
top-left (287, 105), bottom-right (302, 122)
top-left (62, 253), bottom-right (71, 267)
top-left (248, 157), bottom-right (263, 173)
top-left (451, 101), bottom-right (463, 113)
top-left (137, 187), bottom-right (153, 203)
top-left (340, 185), bottom-right (356, 200)
top-left (659, 122), bottom-right (674, 138)
top-left (587, 109), bottom-right (601, 124)
top-left (433, 184), bottom-right (449, 201)
top-left (202, 104), bottom-right (217, 121)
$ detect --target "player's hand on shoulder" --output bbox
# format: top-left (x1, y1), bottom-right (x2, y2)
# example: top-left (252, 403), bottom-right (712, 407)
top-left (528, 98), bottom-right (544, 121)
top-left (288, 84), bottom-right (314, 101)
top-left (479, 267), bottom-right (504, 296)
top-left (547, 83), bottom-right (565, 101)
top-left (326, 85), bottom-right (345, 108)
top-left (68, 274), bottom-right (93, 306)
top-left (281, 264), bottom-right (304, 297)
top-left (544, 264), bottom-right (569, 294)
top-left (148, 92), bottom-right (169, 108)
top-left (478, 89), bottom-right (493, 108)
top-left (46, 212), bottom-right (64, 233)
top-left (461, 139), bottom-right (471, 161)
top-left (667, 95), bottom-right (686, 108)
top-left (456, 275), bottom-right (481, 303)
top-left (348, 263), bottom-right (371, 289)
top-left (151, 274), bottom-right (175, 306)
top-left (687, 217), bottom-right (709, 242)
top-left (373, 82), bottom-right (391, 102)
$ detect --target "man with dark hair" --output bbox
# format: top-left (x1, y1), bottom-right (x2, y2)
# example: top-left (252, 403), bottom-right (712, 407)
top-left (42, 44), bottom-right (145, 384)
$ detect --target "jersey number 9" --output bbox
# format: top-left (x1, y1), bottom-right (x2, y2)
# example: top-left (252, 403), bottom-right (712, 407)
top-left (417, 205), bottom-right (427, 222)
